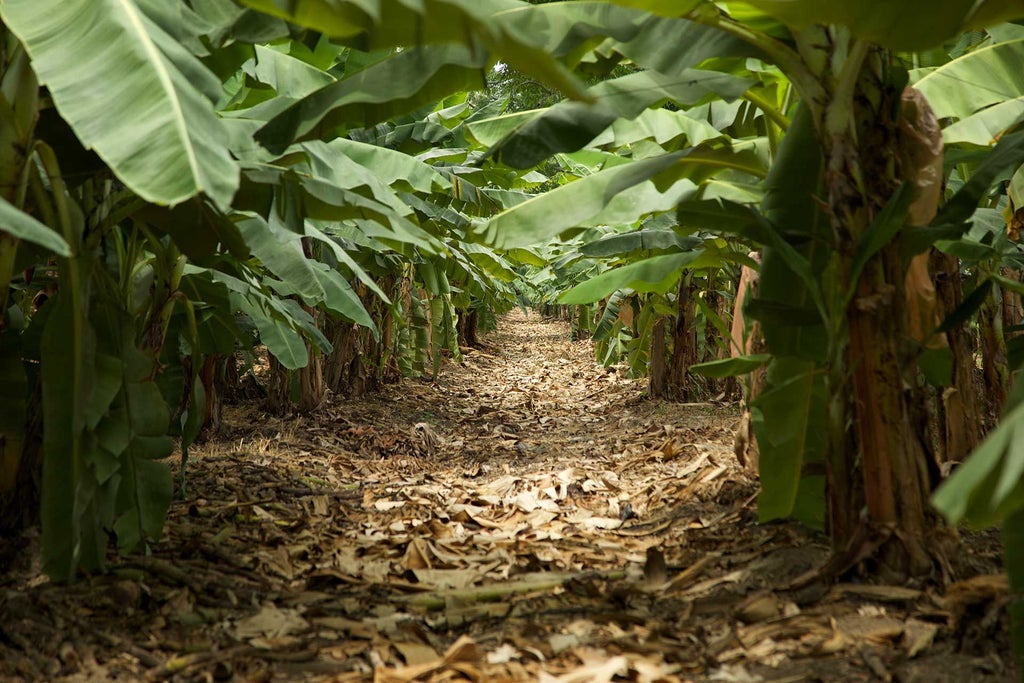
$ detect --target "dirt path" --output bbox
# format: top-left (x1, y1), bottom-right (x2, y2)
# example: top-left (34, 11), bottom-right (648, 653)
top-left (0, 312), bottom-right (1014, 682)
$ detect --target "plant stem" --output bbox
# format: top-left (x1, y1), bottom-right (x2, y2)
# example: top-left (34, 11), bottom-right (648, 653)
top-left (688, 10), bottom-right (825, 116)
top-left (742, 88), bottom-right (790, 131)
top-left (825, 39), bottom-right (870, 140)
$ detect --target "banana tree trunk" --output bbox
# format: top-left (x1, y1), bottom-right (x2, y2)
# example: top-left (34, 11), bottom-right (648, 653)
top-left (979, 295), bottom-right (1008, 414)
top-left (667, 275), bottom-right (697, 401)
top-left (297, 343), bottom-right (325, 412)
top-left (1002, 268), bottom-right (1024, 337)
top-left (824, 83), bottom-right (942, 577)
top-left (931, 252), bottom-right (982, 462)
top-left (845, 256), bottom-right (935, 576)
top-left (730, 256), bottom-right (764, 470)
top-left (198, 354), bottom-right (224, 436)
top-left (324, 317), bottom-right (377, 398)
top-left (266, 355), bottom-right (290, 415)
top-left (649, 316), bottom-right (667, 398)
top-left (457, 308), bottom-right (478, 347)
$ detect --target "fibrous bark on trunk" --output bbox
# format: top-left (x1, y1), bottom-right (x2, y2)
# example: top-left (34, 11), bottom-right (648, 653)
top-left (649, 316), bottom-right (667, 398)
top-left (979, 295), bottom-right (1009, 414)
top-left (457, 309), bottom-right (479, 348)
top-left (931, 251), bottom-right (982, 463)
top-left (667, 276), bottom-right (697, 401)
top-left (822, 82), bottom-right (945, 578)
top-left (198, 354), bottom-right (224, 436)
top-left (729, 254), bottom-right (764, 471)
top-left (265, 354), bottom-right (290, 416)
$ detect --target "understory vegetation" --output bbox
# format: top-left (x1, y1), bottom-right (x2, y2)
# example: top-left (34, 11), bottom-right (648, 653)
top-left (2, 0), bottom-right (1024, 671)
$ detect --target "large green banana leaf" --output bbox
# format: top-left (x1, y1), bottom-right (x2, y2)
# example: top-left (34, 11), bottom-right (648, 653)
top-left (237, 163), bottom-right (421, 239)
top-left (303, 223), bottom-right (391, 302)
top-left (214, 270), bottom-right (331, 370)
top-left (911, 38), bottom-right (1024, 145)
top-left (603, 0), bottom-right (702, 17)
top-left (459, 243), bottom-right (519, 283)
top-left (751, 358), bottom-right (827, 526)
top-left (579, 179), bottom-right (699, 229)
top-left (580, 228), bottom-right (703, 258)
top-left (589, 107), bottom-right (725, 149)
top-left (234, 214), bottom-right (377, 332)
top-left (294, 141), bottom-right (415, 217)
top-left (480, 69), bottom-right (754, 168)
top-left (599, 11), bottom-right (757, 76)
top-left (326, 218), bottom-right (441, 256)
top-left (742, 0), bottom-right (1022, 50)
top-left (466, 97), bottom-right (722, 153)
top-left (755, 104), bottom-right (829, 361)
top-left (185, 0), bottom-right (289, 48)
top-left (914, 39), bottom-right (1024, 120)
top-left (498, 1), bottom-right (754, 77)
top-left (940, 98), bottom-right (1024, 146)
top-left (1, 0), bottom-right (239, 210)
top-left (558, 246), bottom-right (746, 304)
top-left (244, 44), bottom-right (337, 98)
top-left (465, 110), bottom-right (542, 148)
top-left (325, 139), bottom-right (450, 194)
top-left (255, 44), bottom-right (488, 153)
top-left (0, 197), bottom-right (71, 256)
top-left (240, 1), bottom-right (736, 99)
top-left (479, 142), bottom-right (765, 249)
top-left (477, 151), bottom-right (682, 249)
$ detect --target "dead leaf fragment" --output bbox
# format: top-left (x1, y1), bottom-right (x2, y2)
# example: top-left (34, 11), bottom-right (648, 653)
top-left (736, 593), bottom-right (785, 624)
top-left (392, 641), bottom-right (439, 666)
top-left (902, 618), bottom-right (939, 658)
top-left (232, 603), bottom-right (309, 640)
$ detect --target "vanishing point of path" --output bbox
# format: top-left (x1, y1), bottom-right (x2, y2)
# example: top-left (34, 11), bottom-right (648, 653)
top-left (0, 311), bottom-right (1014, 682)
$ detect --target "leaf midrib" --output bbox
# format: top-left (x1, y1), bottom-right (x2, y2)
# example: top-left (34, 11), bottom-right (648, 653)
top-left (117, 0), bottom-right (202, 190)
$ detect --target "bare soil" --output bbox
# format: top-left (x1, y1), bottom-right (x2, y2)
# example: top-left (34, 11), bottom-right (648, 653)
top-left (0, 310), bottom-right (1016, 682)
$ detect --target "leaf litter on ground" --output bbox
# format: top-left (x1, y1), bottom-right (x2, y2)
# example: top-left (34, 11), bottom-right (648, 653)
top-left (0, 310), bottom-right (1016, 682)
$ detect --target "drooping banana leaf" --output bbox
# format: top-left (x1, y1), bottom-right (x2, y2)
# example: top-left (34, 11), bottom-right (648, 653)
top-left (1, 0), bottom-right (239, 209)
top-left (580, 228), bottom-right (703, 258)
top-left (741, 0), bottom-right (1020, 51)
top-left (323, 139), bottom-right (451, 194)
top-left (0, 197), bottom-right (71, 256)
top-left (244, 44), bottom-right (337, 98)
top-left (558, 251), bottom-right (710, 304)
top-left (479, 142), bottom-right (766, 249)
top-left (941, 98), bottom-right (1024, 146)
top-left (751, 357), bottom-right (827, 528)
top-left (255, 44), bottom-right (489, 153)
top-left (481, 69), bottom-right (754, 168)
top-left (234, 215), bottom-right (377, 332)
top-left (914, 38), bottom-right (1024, 121)
top-left (753, 103), bottom-right (830, 362)
top-left (588, 107), bottom-right (725, 149)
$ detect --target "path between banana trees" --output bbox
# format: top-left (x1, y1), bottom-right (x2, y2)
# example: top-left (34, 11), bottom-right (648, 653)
top-left (0, 311), bottom-right (1014, 682)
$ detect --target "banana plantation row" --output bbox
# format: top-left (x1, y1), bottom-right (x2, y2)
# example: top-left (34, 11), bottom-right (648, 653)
top-left (2, 0), bottom-right (1024, 656)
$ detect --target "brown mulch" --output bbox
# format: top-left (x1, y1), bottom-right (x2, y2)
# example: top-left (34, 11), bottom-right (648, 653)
top-left (0, 310), bottom-right (1016, 682)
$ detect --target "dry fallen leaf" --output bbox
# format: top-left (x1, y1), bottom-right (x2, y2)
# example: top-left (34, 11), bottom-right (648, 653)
top-left (232, 603), bottom-right (309, 640)
top-left (4, 311), bottom-right (1009, 683)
